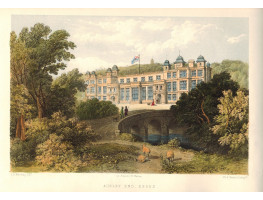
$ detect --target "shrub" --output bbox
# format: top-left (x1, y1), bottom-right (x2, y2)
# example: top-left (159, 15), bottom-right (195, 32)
top-left (36, 134), bottom-right (85, 172)
top-left (212, 90), bottom-right (249, 158)
top-left (76, 98), bottom-right (118, 120)
top-left (119, 133), bottom-right (139, 142)
top-left (27, 112), bottom-right (99, 150)
top-left (11, 112), bottom-right (99, 167)
top-left (10, 138), bottom-right (34, 166)
top-left (168, 138), bottom-right (180, 148)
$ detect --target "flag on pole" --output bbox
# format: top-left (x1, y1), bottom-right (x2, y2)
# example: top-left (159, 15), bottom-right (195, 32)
top-left (131, 55), bottom-right (140, 64)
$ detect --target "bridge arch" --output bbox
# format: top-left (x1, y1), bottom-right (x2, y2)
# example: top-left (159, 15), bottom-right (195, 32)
top-left (148, 119), bottom-right (162, 135)
top-left (118, 110), bottom-right (186, 144)
top-left (131, 124), bottom-right (140, 135)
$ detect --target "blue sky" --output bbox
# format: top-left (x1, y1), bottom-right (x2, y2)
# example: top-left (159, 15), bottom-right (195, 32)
top-left (12, 15), bottom-right (249, 74)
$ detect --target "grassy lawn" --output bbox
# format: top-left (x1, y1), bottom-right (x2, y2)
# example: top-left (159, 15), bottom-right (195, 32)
top-left (11, 142), bottom-right (247, 174)
top-left (11, 161), bottom-right (46, 172)
top-left (161, 151), bottom-right (248, 174)
top-left (79, 143), bottom-right (140, 173)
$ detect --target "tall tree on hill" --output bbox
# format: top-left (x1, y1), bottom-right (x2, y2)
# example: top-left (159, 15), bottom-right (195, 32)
top-left (16, 23), bottom-right (76, 118)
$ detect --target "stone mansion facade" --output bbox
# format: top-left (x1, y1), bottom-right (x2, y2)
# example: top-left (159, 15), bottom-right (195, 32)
top-left (84, 55), bottom-right (212, 104)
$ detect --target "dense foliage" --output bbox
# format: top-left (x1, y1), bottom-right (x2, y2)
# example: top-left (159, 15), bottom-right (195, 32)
top-left (10, 138), bottom-right (35, 166)
top-left (76, 98), bottom-right (119, 120)
top-left (10, 23), bottom-right (86, 140)
top-left (45, 69), bottom-right (86, 117)
top-left (36, 134), bottom-right (85, 172)
top-left (212, 60), bottom-right (248, 89)
top-left (10, 112), bottom-right (99, 168)
top-left (212, 90), bottom-right (248, 157)
top-left (170, 72), bottom-right (244, 154)
top-left (11, 23), bottom-right (77, 119)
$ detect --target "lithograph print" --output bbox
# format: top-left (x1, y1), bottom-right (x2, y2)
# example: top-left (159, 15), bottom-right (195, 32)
top-left (10, 13), bottom-right (249, 176)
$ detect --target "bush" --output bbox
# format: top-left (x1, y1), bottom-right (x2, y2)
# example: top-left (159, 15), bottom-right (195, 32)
top-left (27, 112), bottom-right (99, 150)
top-left (76, 98), bottom-right (118, 120)
top-left (119, 133), bottom-right (139, 142)
top-left (10, 112), bottom-right (99, 168)
top-left (36, 134), bottom-right (85, 172)
top-left (168, 138), bottom-right (180, 148)
top-left (10, 138), bottom-right (34, 166)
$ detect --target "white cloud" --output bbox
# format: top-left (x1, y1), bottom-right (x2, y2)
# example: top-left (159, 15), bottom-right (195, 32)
top-left (69, 20), bottom-right (221, 66)
top-left (162, 21), bottom-right (219, 48)
top-left (227, 34), bottom-right (246, 44)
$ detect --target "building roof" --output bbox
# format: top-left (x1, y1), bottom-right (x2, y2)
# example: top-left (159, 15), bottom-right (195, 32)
top-left (196, 55), bottom-right (207, 63)
top-left (174, 55), bottom-right (186, 64)
top-left (163, 60), bottom-right (171, 66)
top-left (91, 71), bottom-right (96, 75)
top-left (207, 62), bottom-right (211, 67)
top-left (106, 68), bottom-right (112, 72)
top-left (86, 71), bottom-right (90, 75)
top-left (112, 65), bottom-right (119, 71)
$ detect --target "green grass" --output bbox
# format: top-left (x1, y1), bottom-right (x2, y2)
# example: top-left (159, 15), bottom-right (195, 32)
top-left (161, 151), bottom-right (248, 174)
top-left (78, 143), bottom-right (140, 172)
top-left (94, 63), bottom-right (163, 76)
top-left (11, 161), bottom-right (46, 172)
top-left (11, 143), bottom-right (140, 173)
top-left (11, 142), bottom-right (248, 174)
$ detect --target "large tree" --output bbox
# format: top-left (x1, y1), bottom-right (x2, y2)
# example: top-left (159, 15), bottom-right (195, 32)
top-left (45, 69), bottom-right (86, 118)
top-left (16, 23), bottom-right (76, 118)
top-left (10, 31), bottom-right (33, 139)
top-left (170, 72), bottom-right (241, 152)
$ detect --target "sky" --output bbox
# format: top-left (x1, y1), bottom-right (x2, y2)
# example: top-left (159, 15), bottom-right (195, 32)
top-left (11, 15), bottom-right (249, 75)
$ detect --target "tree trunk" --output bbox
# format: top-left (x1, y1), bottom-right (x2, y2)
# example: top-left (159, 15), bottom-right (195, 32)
top-left (15, 116), bottom-right (21, 138)
top-left (20, 114), bottom-right (26, 141)
top-left (201, 100), bottom-right (210, 124)
top-left (15, 114), bottom-right (26, 141)
top-left (37, 96), bottom-right (43, 118)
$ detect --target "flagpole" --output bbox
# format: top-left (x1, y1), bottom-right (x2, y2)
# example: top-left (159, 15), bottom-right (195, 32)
top-left (139, 54), bottom-right (140, 74)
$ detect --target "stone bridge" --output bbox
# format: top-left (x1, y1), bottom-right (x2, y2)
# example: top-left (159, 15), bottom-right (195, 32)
top-left (118, 110), bottom-right (187, 144)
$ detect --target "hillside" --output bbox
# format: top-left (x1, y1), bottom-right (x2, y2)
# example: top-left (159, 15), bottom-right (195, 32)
top-left (93, 63), bottom-right (163, 76)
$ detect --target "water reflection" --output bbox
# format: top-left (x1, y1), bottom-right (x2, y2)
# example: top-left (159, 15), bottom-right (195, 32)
top-left (133, 133), bottom-right (189, 145)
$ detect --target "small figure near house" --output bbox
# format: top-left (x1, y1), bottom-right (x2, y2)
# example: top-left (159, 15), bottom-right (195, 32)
top-left (124, 106), bottom-right (128, 117)
top-left (120, 106), bottom-right (124, 119)
top-left (151, 99), bottom-right (155, 106)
